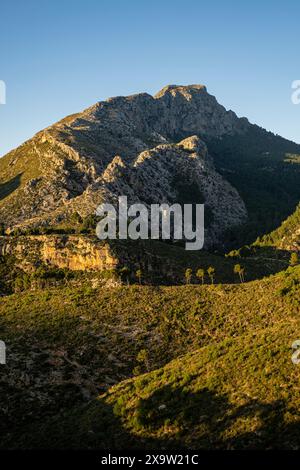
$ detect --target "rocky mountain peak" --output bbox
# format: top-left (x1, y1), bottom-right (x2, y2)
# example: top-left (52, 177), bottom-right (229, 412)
top-left (0, 84), bottom-right (273, 247)
top-left (154, 84), bottom-right (207, 99)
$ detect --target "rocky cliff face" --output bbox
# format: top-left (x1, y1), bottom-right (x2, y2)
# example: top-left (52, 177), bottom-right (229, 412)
top-left (0, 235), bottom-right (217, 284)
top-left (98, 136), bottom-right (246, 247)
top-left (0, 84), bottom-right (250, 247)
top-left (0, 235), bottom-right (119, 272)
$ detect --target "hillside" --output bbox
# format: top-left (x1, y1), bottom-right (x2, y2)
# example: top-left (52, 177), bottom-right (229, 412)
top-left (0, 265), bottom-right (299, 449)
top-left (208, 128), bottom-right (300, 245)
top-left (257, 203), bottom-right (300, 251)
top-left (0, 235), bottom-right (290, 296)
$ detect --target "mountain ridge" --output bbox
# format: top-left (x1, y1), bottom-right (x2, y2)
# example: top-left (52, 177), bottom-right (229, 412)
top-left (1, 84), bottom-right (300, 249)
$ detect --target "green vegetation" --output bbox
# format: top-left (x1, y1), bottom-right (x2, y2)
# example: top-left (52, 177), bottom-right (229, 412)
top-left (207, 128), bottom-right (300, 247)
top-left (257, 204), bottom-right (300, 249)
top-left (0, 265), bottom-right (299, 449)
top-left (196, 268), bottom-right (205, 284)
top-left (136, 269), bottom-right (143, 285)
top-left (207, 266), bottom-right (215, 284)
top-left (119, 266), bottom-right (130, 285)
top-left (290, 252), bottom-right (299, 266)
top-left (0, 237), bottom-right (293, 298)
top-left (185, 268), bottom-right (192, 284)
top-left (234, 264), bottom-right (245, 283)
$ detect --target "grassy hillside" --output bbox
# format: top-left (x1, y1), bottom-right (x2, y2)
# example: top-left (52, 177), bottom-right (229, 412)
top-left (0, 265), bottom-right (299, 448)
top-left (257, 203), bottom-right (300, 251)
top-left (21, 321), bottom-right (300, 450)
top-left (0, 140), bottom-right (44, 208)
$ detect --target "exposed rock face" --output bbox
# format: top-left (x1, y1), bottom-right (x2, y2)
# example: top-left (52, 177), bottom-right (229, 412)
top-left (153, 85), bottom-right (249, 138)
top-left (99, 136), bottom-right (246, 247)
top-left (0, 235), bottom-right (210, 283)
top-left (282, 228), bottom-right (300, 251)
top-left (0, 236), bottom-right (118, 272)
top-left (0, 84), bottom-right (249, 247)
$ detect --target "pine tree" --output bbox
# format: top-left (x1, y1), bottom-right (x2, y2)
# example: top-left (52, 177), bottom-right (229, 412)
top-left (234, 264), bottom-right (245, 283)
top-left (196, 268), bottom-right (205, 285)
top-left (290, 252), bottom-right (299, 266)
top-left (120, 266), bottom-right (130, 285)
top-left (185, 268), bottom-right (192, 284)
top-left (136, 269), bottom-right (142, 285)
top-left (207, 267), bottom-right (215, 284)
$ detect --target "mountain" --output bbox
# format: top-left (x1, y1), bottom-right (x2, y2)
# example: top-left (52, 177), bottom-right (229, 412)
top-left (1, 84), bottom-right (300, 451)
top-left (1, 84), bottom-right (300, 249)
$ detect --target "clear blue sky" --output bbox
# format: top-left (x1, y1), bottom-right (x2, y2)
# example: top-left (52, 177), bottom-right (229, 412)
top-left (1, 0), bottom-right (300, 157)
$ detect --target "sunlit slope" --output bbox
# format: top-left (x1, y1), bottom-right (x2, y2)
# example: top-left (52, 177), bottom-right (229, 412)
top-left (0, 266), bottom-right (299, 448)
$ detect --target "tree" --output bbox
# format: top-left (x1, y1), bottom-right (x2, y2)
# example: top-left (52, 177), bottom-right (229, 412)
top-left (80, 214), bottom-right (97, 233)
top-left (234, 264), bottom-right (245, 283)
top-left (119, 266), bottom-right (130, 285)
top-left (14, 277), bottom-right (24, 293)
top-left (137, 349), bottom-right (150, 371)
top-left (207, 266), bottom-right (215, 284)
top-left (225, 249), bottom-right (240, 258)
top-left (185, 268), bottom-right (192, 284)
top-left (290, 252), bottom-right (299, 266)
top-left (133, 349), bottom-right (150, 376)
top-left (136, 269), bottom-right (142, 285)
top-left (196, 268), bottom-right (205, 285)
top-left (71, 211), bottom-right (83, 225)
